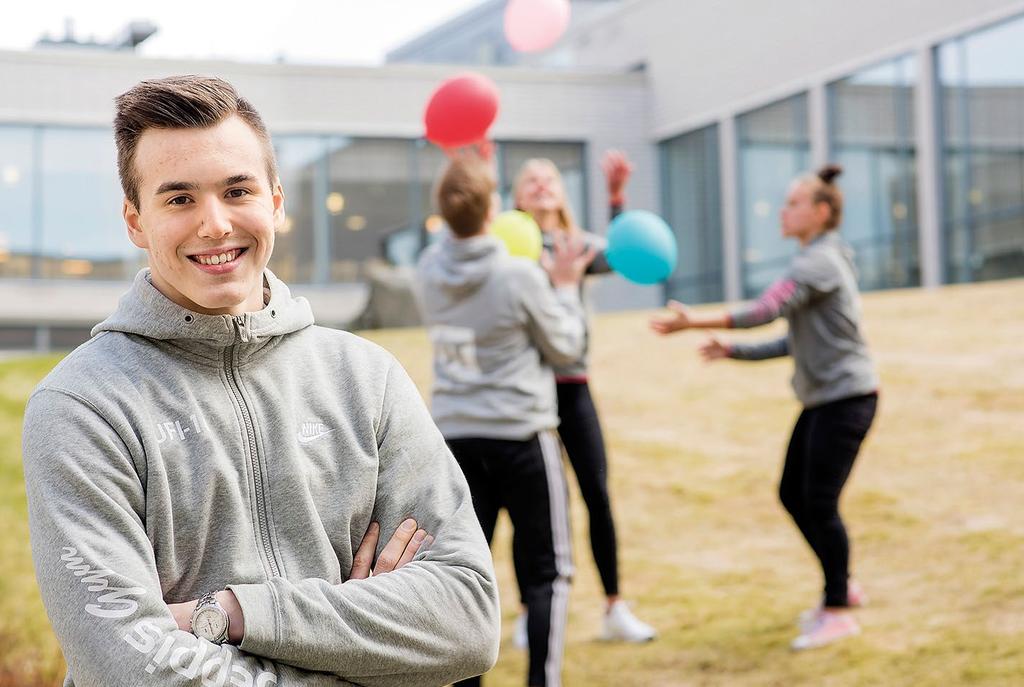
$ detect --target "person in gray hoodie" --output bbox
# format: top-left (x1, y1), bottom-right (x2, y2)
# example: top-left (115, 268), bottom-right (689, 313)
top-left (21, 75), bottom-right (499, 687)
top-left (416, 155), bottom-right (594, 687)
top-left (650, 164), bottom-right (879, 652)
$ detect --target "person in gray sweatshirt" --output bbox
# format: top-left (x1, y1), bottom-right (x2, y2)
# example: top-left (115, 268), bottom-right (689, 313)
top-left (21, 75), bottom-right (499, 687)
top-left (415, 155), bottom-right (594, 687)
top-left (651, 164), bottom-right (879, 652)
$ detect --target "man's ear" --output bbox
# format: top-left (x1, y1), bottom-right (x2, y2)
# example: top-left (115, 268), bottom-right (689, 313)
top-left (272, 178), bottom-right (286, 231)
top-left (124, 199), bottom-right (148, 250)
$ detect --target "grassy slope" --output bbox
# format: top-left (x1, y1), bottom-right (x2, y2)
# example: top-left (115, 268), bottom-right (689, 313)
top-left (2, 279), bottom-right (1022, 686)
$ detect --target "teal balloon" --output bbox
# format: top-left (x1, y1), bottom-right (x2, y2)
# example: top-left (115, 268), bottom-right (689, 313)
top-left (605, 210), bottom-right (678, 284)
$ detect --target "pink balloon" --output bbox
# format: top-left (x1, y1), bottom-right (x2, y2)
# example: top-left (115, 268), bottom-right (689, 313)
top-left (423, 72), bottom-right (500, 149)
top-left (504, 0), bottom-right (571, 53)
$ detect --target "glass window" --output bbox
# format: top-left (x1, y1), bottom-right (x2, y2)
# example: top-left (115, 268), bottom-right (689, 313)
top-left (272, 136), bottom-right (327, 284)
top-left (499, 141), bottom-right (588, 229)
top-left (401, 140), bottom-right (448, 261)
top-left (737, 94), bottom-right (810, 297)
top-left (938, 14), bottom-right (1024, 283)
top-left (38, 128), bottom-right (143, 280)
top-left (0, 126), bottom-right (35, 278)
top-left (829, 54), bottom-right (919, 290)
top-left (326, 138), bottom-right (416, 282)
top-left (660, 124), bottom-right (724, 304)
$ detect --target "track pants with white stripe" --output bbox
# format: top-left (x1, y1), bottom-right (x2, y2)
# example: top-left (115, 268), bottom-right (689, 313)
top-left (448, 431), bottom-right (573, 687)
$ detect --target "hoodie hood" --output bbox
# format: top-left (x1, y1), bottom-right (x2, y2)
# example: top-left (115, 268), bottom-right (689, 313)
top-left (417, 231), bottom-right (505, 299)
top-left (92, 268), bottom-right (314, 347)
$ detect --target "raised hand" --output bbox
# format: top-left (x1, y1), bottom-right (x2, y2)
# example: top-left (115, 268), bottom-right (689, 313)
top-left (540, 231), bottom-right (598, 287)
top-left (601, 149), bottom-right (633, 206)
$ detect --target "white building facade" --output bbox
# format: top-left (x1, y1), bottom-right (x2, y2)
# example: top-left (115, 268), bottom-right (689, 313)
top-left (2, 0), bottom-right (1024, 349)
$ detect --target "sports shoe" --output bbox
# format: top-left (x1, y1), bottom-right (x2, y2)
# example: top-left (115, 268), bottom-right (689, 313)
top-left (512, 612), bottom-right (528, 650)
top-left (791, 611), bottom-right (860, 651)
top-left (798, 580), bottom-right (867, 631)
top-left (601, 600), bottom-right (657, 642)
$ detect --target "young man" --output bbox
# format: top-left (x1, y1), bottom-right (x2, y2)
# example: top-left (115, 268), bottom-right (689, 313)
top-left (22, 76), bottom-right (499, 687)
top-left (415, 155), bottom-right (594, 687)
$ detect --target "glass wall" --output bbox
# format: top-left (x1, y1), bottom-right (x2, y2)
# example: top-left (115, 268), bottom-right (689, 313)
top-left (0, 127), bottom-right (35, 278)
top-left (0, 124), bottom-right (586, 285)
top-left (829, 55), bottom-right (919, 290)
top-left (38, 128), bottom-right (139, 280)
top-left (737, 94), bottom-right (810, 297)
top-left (0, 126), bottom-right (145, 280)
top-left (938, 15), bottom-right (1024, 283)
top-left (272, 136), bottom-right (327, 284)
top-left (659, 124), bottom-right (724, 304)
top-left (325, 138), bottom-right (413, 282)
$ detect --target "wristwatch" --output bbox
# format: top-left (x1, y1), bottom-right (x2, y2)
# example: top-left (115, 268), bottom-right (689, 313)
top-left (190, 591), bottom-right (230, 644)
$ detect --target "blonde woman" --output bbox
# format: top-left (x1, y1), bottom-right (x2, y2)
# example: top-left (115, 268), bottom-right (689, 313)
top-left (511, 151), bottom-right (656, 644)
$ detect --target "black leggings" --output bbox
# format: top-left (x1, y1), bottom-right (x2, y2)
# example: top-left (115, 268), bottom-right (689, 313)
top-left (779, 393), bottom-right (877, 608)
top-left (448, 433), bottom-right (572, 687)
top-left (556, 381), bottom-right (619, 597)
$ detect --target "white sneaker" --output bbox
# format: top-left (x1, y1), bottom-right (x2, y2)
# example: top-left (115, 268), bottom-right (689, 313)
top-left (512, 612), bottom-right (528, 650)
top-left (791, 611), bottom-right (860, 651)
top-left (797, 580), bottom-right (868, 632)
top-left (601, 600), bottom-right (657, 642)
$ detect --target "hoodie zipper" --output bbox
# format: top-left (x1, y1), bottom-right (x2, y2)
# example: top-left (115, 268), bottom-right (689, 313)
top-left (225, 316), bottom-right (281, 578)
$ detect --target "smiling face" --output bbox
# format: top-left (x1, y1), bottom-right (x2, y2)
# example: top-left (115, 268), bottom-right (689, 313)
top-left (514, 159), bottom-right (566, 215)
top-left (123, 115), bottom-right (284, 316)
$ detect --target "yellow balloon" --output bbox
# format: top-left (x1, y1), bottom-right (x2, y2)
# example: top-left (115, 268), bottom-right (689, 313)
top-left (490, 210), bottom-right (542, 260)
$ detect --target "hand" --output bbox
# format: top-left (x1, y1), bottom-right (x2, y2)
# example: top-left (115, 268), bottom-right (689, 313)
top-left (699, 333), bottom-right (730, 362)
top-left (474, 140), bottom-right (495, 163)
top-left (649, 300), bottom-right (693, 335)
top-left (601, 149), bottom-right (633, 206)
top-left (349, 518), bottom-right (433, 580)
top-left (443, 140), bottom-right (495, 164)
top-left (540, 232), bottom-right (598, 287)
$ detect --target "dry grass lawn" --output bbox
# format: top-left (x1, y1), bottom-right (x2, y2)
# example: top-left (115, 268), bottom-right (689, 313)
top-left (2, 278), bottom-right (1022, 686)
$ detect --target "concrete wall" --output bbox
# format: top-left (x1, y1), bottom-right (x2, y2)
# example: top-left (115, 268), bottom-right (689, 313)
top-left (565, 0), bottom-right (1024, 138)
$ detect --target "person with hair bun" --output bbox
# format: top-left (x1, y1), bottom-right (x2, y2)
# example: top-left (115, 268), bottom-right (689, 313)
top-left (650, 164), bottom-right (879, 651)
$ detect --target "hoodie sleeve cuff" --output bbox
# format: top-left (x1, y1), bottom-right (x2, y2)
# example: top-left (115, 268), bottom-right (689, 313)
top-left (228, 581), bottom-right (281, 655)
top-left (554, 285), bottom-right (581, 302)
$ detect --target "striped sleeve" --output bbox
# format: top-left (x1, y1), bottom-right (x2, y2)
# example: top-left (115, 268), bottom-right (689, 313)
top-left (728, 278), bottom-right (809, 328)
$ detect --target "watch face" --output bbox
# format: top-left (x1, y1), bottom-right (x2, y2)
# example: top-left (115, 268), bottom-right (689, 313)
top-left (194, 607), bottom-right (227, 641)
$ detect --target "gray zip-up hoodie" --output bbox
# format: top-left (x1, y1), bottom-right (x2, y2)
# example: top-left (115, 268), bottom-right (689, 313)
top-left (727, 231), bottom-right (879, 408)
top-left (415, 232), bottom-right (585, 440)
top-left (22, 269), bottom-right (499, 687)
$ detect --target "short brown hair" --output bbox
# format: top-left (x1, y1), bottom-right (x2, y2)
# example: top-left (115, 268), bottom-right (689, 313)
top-left (114, 75), bottom-right (278, 208)
top-left (436, 156), bottom-right (496, 238)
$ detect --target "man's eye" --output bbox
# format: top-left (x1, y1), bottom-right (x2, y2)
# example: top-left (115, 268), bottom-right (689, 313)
top-left (226, 188), bottom-right (250, 199)
top-left (168, 196), bottom-right (191, 206)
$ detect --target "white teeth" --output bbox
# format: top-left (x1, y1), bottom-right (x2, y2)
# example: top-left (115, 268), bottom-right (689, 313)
top-left (195, 250), bottom-right (239, 266)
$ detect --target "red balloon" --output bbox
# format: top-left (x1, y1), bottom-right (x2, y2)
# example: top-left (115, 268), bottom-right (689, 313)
top-left (424, 73), bottom-right (500, 148)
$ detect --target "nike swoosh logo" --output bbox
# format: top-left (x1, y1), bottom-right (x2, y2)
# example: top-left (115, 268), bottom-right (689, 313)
top-left (297, 429), bottom-right (335, 444)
